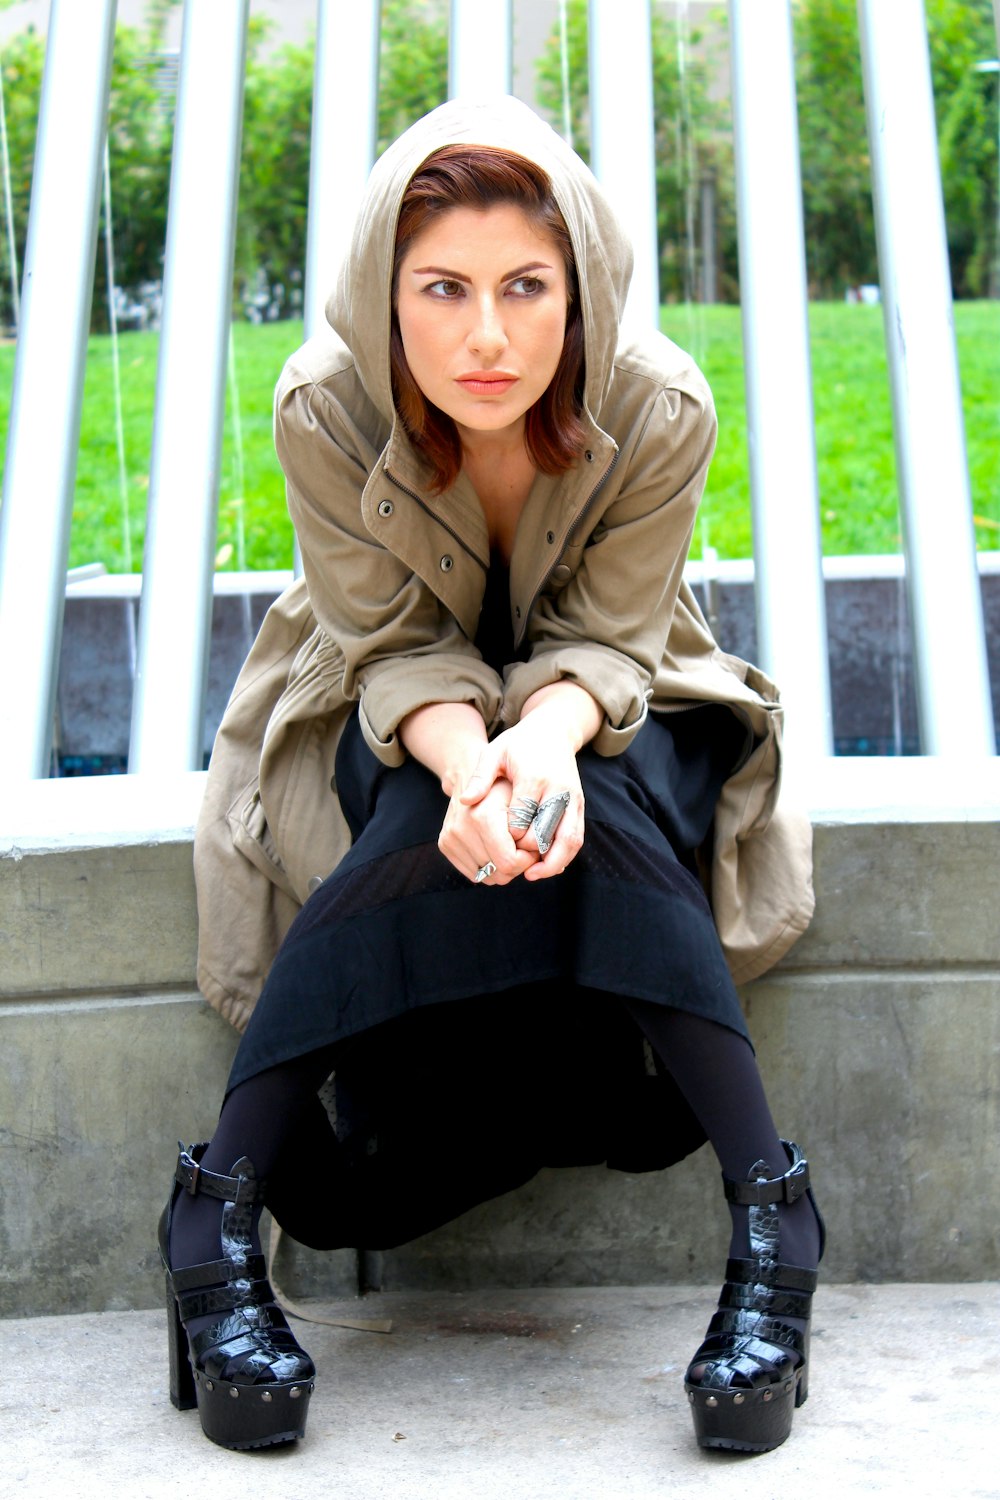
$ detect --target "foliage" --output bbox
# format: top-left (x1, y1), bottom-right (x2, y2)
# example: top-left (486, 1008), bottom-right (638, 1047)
top-left (233, 0), bottom-right (448, 320)
top-left (536, 0), bottom-right (998, 301)
top-left (234, 0), bottom-right (448, 320)
top-left (236, 17), bottom-right (313, 320)
top-left (96, 25), bottom-right (174, 327)
top-left (793, 0), bottom-right (999, 298)
top-left (0, 17), bottom-right (173, 332)
top-left (535, 0), bottom-right (736, 302)
top-left (927, 0), bottom-right (999, 297)
top-left (0, 0), bottom-right (448, 330)
top-left (792, 0), bottom-right (878, 296)
top-left (0, 26), bottom-right (44, 328)
top-left (376, 0), bottom-right (448, 156)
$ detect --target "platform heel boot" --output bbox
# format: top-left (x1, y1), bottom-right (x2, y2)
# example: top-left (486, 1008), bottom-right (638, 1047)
top-left (159, 1143), bottom-right (316, 1450)
top-left (685, 1140), bottom-right (825, 1453)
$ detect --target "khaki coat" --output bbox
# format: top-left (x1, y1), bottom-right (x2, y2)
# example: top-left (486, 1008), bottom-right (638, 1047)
top-left (195, 98), bottom-right (814, 1032)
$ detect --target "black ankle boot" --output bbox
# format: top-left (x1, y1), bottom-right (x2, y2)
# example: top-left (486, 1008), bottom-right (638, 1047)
top-left (685, 1140), bottom-right (825, 1454)
top-left (159, 1143), bottom-right (315, 1450)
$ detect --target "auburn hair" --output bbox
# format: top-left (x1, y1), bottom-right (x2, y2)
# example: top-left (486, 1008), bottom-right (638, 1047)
top-left (390, 144), bottom-right (586, 493)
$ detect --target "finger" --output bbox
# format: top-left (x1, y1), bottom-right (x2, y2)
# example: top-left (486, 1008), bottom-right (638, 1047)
top-left (532, 791), bottom-right (571, 854)
top-left (523, 795), bottom-right (585, 881)
top-left (458, 742), bottom-right (506, 806)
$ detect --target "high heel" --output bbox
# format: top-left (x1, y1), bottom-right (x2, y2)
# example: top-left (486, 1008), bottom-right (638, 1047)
top-left (685, 1140), bottom-right (825, 1454)
top-left (159, 1143), bottom-right (316, 1450)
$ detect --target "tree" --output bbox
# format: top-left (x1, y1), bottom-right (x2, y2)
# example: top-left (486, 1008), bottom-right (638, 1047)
top-left (793, 0), bottom-right (878, 296)
top-left (0, 25), bottom-right (44, 329)
top-left (236, 0), bottom-right (449, 319)
top-left (535, 0), bottom-right (733, 302)
top-left (927, 0), bottom-right (998, 297)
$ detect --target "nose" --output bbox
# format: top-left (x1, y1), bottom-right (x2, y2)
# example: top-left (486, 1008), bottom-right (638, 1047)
top-left (467, 293), bottom-right (508, 358)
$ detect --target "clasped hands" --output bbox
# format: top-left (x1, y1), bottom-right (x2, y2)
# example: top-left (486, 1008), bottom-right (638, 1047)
top-left (399, 682), bottom-right (601, 887)
top-left (439, 710), bottom-right (587, 887)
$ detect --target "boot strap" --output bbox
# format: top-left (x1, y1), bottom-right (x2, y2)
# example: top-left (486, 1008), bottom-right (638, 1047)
top-left (174, 1144), bottom-right (265, 1204)
top-left (723, 1146), bottom-right (810, 1207)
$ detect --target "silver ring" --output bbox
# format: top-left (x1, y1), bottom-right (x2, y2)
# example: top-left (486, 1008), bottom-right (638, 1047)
top-left (507, 795), bottom-right (540, 831)
top-left (532, 791), bottom-right (571, 855)
top-left (474, 860), bottom-right (497, 884)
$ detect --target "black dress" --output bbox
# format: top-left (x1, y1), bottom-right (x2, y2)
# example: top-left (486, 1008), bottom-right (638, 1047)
top-left (229, 563), bottom-right (750, 1251)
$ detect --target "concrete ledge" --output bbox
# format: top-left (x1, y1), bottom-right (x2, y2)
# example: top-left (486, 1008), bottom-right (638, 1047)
top-left (2, 762), bottom-right (998, 1314)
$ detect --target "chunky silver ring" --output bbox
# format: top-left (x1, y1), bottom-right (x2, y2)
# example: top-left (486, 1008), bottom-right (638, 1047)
top-left (532, 791), bottom-right (571, 855)
top-left (507, 795), bottom-right (540, 831)
top-left (474, 860), bottom-right (497, 884)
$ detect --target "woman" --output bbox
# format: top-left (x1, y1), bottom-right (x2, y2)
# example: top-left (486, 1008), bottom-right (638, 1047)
top-left (162, 97), bottom-right (822, 1456)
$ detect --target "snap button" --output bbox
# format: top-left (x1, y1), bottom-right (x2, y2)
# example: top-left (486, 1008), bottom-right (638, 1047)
top-left (308, 874), bottom-right (324, 894)
top-left (585, 450), bottom-right (594, 462)
top-left (552, 564), bottom-right (572, 582)
top-left (515, 605), bottom-right (521, 619)
top-left (377, 499), bottom-right (394, 517)
top-left (439, 554), bottom-right (454, 571)
top-left (546, 530), bottom-right (555, 544)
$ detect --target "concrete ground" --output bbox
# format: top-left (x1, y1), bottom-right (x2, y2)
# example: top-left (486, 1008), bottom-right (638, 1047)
top-left (1, 1283), bottom-right (995, 1499)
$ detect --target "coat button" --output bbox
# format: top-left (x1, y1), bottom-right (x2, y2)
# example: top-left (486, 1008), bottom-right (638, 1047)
top-left (585, 450), bottom-right (595, 462)
top-left (551, 564), bottom-right (572, 582)
top-left (546, 530), bottom-right (555, 544)
top-left (378, 499), bottom-right (394, 517)
top-left (439, 554), bottom-right (454, 571)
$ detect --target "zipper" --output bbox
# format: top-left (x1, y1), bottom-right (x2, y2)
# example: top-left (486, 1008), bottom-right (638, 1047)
top-left (384, 463), bottom-right (487, 572)
top-left (514, 448), bottom-right (620, 649)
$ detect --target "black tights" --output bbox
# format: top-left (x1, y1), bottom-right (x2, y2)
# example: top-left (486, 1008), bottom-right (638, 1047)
top-left (169, 1005), bottom-right (821, 1277)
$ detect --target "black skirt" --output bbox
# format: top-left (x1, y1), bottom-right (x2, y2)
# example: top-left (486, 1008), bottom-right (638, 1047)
top-left (228, 675), bottom-right (751, 1252)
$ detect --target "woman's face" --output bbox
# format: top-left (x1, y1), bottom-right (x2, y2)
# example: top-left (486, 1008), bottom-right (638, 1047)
top-left (395, 203), bottom-right (570, 445)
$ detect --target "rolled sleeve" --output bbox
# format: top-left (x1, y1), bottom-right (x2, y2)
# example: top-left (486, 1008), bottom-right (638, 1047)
top-left (359, 653), bottom-right (504, 766)
top-left (503, 644), bottom-right (648, 752)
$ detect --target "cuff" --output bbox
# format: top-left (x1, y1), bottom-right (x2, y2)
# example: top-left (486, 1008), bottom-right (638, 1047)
top-left (358, 655), bottom-right (504, 767)
top-left (503, 647), bottom-right (649, 756)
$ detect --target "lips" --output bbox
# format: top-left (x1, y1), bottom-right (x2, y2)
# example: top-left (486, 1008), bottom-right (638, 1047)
top-left (456, 373), bottom-right (518, 395)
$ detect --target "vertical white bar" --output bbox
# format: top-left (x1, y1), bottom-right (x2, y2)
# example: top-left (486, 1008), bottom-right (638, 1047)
top-left (858, 0), bottom-right (994, 757)
top-left (128, 0), bottom-right (250, 774)
top-left (449, 0), bottom-right (512, 98)
top-left (303, 0), bottom-right (381, 340)
top-left (588, 0), bottom-right (659, 330)
top-left (729, 0), bottom-right (833, 760)
top-left (0, 0), bottom-right (117, 781)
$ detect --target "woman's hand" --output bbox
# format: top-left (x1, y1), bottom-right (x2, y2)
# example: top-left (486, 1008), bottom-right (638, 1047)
top-left (438, 775), bottom-right (537, 885)
top-left (399, 700), bottom-right (533, 884)
top-left (459, 681), bottom-right (601, 882)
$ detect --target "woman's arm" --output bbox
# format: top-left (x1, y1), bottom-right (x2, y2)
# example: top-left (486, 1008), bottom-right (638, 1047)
top-left (503, 361), bottom-right (718, 756)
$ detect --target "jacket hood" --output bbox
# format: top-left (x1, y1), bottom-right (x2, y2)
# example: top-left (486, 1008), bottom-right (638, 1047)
top-left (325, 95), bottom-right (633, 431)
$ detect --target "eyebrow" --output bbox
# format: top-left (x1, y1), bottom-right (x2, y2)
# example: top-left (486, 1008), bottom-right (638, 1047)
top-left (408, 260), bottom-right (555, 282)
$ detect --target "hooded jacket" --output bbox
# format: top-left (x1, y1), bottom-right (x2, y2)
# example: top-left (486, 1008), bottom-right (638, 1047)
top-left (194, 98), bottom-right (814, 1031)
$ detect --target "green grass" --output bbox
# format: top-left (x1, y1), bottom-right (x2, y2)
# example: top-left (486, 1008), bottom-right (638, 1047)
top-left (1, 302), bottom-right (997, 571)
top-left (664, 299), bottom-right (1000, 559)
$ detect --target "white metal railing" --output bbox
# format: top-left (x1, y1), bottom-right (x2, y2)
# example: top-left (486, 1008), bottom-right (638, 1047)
top-left (128, 0), bottom-right (249, 775)
top-left (0, 0), bottom-right (994, 782)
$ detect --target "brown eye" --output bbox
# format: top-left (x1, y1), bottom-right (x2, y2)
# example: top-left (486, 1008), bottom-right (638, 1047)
top-left (427, 279), bottom-right (464, 299)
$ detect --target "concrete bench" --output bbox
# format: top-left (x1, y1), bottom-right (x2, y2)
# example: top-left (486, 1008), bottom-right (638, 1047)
top-left (2, 761), bottom-right (998, 1317)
